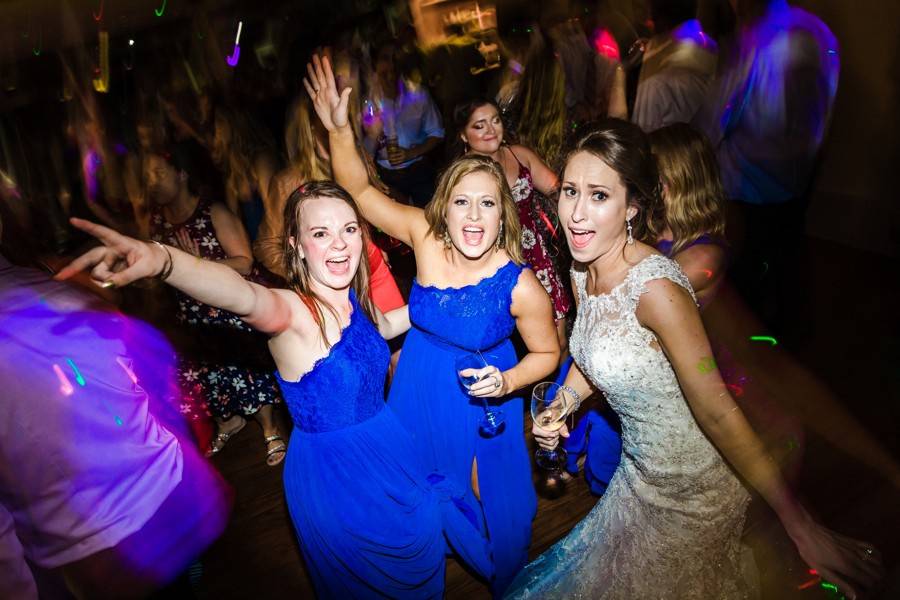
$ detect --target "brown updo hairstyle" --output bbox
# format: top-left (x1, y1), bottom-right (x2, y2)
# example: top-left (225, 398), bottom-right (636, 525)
top-left (562, 118), bottom-right (665, 244)
top-left (423, 155), bottom-right (524, 264)
top-left (282, 181), bottom-right (376, 347)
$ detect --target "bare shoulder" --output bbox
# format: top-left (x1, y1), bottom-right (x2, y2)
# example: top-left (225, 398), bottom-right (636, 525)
top-left (270, 288), bottom-right (318, 337)
top-left (209, 201), bottom-right (243, 227)
top-left (510, 266), bottom-right (553, 317)
top-left (676, 243), bottom-right (726, 273)
top-left (509, 144), bottom-right (539, 166)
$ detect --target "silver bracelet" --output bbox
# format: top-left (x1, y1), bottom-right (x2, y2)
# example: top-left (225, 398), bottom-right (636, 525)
top-left (562, 384), bottom-right (582, 412)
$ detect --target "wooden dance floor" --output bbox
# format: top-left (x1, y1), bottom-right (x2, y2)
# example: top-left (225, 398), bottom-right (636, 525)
top-left (201, 237), bottom-right (900, 599)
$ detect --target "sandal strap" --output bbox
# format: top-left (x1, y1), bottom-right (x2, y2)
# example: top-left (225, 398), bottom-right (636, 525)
top-left (264, 434), bottom-right (284, 443)
top-left (266, 443), bottom-right (287, 457)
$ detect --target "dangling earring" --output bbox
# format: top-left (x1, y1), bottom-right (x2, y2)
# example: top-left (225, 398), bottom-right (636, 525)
top-left (497, 221), bottom-right (505, 248)
top-left (442, 230), bottom-right (452, 248)
top-left (626, 218), bottom-right (634, 245)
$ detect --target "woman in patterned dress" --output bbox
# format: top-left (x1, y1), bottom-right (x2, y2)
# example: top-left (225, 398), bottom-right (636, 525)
top-left (145, 149), bottom-right (286, 466)
top-left (455, 98), bottom-right (571, 355)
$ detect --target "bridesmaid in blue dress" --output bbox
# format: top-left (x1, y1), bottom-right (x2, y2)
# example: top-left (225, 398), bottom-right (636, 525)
top-left (57, 181), bottom-right (493, 598)
top-left (305, 55), bottom-right (560, 595)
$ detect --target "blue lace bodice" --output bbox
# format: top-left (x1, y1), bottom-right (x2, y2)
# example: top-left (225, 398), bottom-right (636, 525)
top-left (276, 292), bottom-right (389, 433)
top-left (408, 261), bottom-right (523, 352)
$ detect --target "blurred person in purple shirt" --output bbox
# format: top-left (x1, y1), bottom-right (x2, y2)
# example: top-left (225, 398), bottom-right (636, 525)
top-left (0, 213), bottom-right (230, 598)
top-left (693, 0), bottom-right (839, 326)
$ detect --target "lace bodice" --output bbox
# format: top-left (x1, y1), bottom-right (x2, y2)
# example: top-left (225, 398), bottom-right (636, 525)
top-left (507, 254), bottom-right (753, 599)
top-left (409, 261), bottom-right (522, 352)
top-left (277, 292), bottom-right (389, 433)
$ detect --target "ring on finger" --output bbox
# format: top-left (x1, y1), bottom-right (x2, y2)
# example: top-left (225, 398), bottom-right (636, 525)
top-left (863, 546), bottom-right (874, 558)
top-left (493, 375), bottom-right (501, 389)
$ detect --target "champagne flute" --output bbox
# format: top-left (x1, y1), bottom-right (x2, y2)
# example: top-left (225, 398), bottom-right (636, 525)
top-left (455, 351), bottom-right (506, 437)
top-left (531, 382), bottom-right (574, 471)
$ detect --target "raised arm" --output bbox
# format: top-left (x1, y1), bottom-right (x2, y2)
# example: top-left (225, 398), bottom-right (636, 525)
top-left (637, 278), bottom-right (883, 598)
top-left (304, 55), bottom-right (427, 247)
top-left (56, 218), bottom-right (293, 336)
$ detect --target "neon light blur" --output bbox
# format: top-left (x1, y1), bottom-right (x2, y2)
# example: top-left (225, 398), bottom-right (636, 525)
top-left (750, 336), bottom-right (778, 346)
top-left (591, 29), bottom-right (620, 61)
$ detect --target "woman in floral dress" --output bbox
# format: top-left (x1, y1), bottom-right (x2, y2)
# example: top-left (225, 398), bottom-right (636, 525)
top-left (146, 149), bottom-right (285, 466)
top-left (455, 98), bottom-right (571, 354)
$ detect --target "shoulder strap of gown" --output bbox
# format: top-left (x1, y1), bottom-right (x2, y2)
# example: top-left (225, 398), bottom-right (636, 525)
top-left (628, 255), bottom-right (698, 307)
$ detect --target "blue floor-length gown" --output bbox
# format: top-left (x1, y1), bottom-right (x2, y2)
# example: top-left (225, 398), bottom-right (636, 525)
top-left (388, 261), bottom-right (538, 596)
top-left (277, 291), bottom-right (492, 599)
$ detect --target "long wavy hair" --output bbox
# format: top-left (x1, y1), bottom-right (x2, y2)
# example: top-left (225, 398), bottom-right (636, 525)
top-left (649, 123), bottom-right (727, 255)
top-left (508, 34), bottom-right (567, 168)
top-left (424, 155), bottom-right (524, 264)
top-left (281, 181), bottom-right (376, 347)
top-left (563, 119), bottom-right (665, 245)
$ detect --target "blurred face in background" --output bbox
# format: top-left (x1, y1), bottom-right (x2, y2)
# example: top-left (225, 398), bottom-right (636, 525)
top-left (462, 103), bottom-right (504, 155)
top-left (374, 44), bottom-right (397, 86)
top-left (144, 154), bottom-right (181, 206)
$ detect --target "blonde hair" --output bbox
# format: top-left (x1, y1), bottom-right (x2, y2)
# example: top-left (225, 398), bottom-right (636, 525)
top-left (649, 124), bottom-right (727, 256)
top-left (284, 96), bottom-right (331, 181)
top-left (424, 155), bottom-right (524, 264)
top-left (511, 34), bottom-right (567, 167)
top-left (282, 181), bottom-right (375, 348)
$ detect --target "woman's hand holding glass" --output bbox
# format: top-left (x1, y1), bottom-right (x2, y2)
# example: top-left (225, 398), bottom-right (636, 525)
top-left (532, 420), bottom-right (570, 452)
top-left (460, 364), bottom-right (508, 398)
top-left (530, 382), bottom-right (575, 470)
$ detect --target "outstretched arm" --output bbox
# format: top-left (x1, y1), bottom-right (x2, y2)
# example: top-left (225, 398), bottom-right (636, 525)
top-left (304, 55), bottom-right (427, 247)
top-left (637, 278), bottom-right (883, 599)
top-left (55, 218), bottom-right (293, 336)
top-left (375, 305), bottom-right (410, 340)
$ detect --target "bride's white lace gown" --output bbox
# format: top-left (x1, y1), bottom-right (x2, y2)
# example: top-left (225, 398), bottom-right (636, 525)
top-left (507, 255), bottom-right (755, 599)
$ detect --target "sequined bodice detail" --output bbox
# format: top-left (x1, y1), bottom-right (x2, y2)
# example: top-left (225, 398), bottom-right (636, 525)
top-left (568, 255), bottom-right (713, 466)
top-left (277, 293), bottom-right (389, 433)
top-left (408, 261), bottom-right (522, 351)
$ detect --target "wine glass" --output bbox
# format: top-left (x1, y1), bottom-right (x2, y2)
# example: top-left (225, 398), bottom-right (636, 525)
top-left (455, 352), bottom-right (506, 437)
top-left (530, 382), bottom-right (574, 471)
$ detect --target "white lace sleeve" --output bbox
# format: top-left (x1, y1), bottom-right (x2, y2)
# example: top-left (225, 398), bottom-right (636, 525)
top-left (629, 255), bottom-right (699, 308)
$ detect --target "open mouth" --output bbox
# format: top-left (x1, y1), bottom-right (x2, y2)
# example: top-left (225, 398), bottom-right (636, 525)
top-left (461, 226), bottom-right (485, 246)
top-left (568, 227), bottom-right (596, 249)
top-left (325, 256), bottom-right (350, 275)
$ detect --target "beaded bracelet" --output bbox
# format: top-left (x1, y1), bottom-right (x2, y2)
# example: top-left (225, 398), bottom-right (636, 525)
top-left (150, 241), bottom-right (174, 281)
top-left (562, 384), bottom-right (582, 412)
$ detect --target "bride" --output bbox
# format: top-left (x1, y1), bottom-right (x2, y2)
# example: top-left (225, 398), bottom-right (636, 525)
top-left (506, 119), bottom-right (883, 599)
